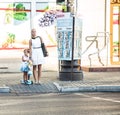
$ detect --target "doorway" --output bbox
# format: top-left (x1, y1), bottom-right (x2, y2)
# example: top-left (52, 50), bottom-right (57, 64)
top-left (110, 1), bottom-right (120, 64)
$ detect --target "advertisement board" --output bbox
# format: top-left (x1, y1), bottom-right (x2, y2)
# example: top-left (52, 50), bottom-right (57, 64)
top-left (56, 13), bottom-right (82, 60)
top-left (56, 13), bottom-right (73, 60)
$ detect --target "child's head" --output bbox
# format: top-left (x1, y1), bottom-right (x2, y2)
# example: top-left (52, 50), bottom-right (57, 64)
top-left (23, 49), bottom-right (29, 56)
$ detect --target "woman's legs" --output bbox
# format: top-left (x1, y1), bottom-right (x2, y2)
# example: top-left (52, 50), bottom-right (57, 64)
top-left (33, 64), bottom-right (42, 83)
top-left (38, 64), bottom-right (42, 82)
top-left (33, 65), bottom-right (37, 82)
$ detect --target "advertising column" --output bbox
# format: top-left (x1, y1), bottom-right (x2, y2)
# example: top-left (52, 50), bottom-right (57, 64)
top-left (56, 13), bottom-right (83, 81)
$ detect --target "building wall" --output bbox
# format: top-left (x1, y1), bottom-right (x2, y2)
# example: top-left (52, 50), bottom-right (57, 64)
top-left (0, 0), bottom-right (57, 49)
top-left (77, 0), bottom-right (111, 66)
top-left (0, 0), bottom-right (113, 67)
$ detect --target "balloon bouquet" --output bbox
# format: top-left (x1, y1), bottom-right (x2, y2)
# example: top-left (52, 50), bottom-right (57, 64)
top-left (38, 10), bottom-right (57, 27)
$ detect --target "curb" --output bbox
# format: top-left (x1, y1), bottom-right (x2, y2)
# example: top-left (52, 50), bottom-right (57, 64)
top-left (53, 82), bottom-right (62, 92)
top-left (96, 85), bottom-right (120, 92)
top-left (0, 86), bottom-right (10, 93)
top-left (53, 82), bottom-right (120, 92)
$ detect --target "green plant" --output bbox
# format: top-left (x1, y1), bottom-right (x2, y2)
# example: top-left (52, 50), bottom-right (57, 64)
top-left (113, 41), bottom-right (119, 45)
top-left (113, 41), bottom-right (119, 55)
top-left (13, 3), bottom-right (27, 21)
top-left (7, 33), bottom-right (15, 44)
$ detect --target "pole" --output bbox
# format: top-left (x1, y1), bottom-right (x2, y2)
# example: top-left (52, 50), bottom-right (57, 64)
top-left (71, 16), bottom-right (75, 81)
top-left (58, 0), bottom-right (83, 81)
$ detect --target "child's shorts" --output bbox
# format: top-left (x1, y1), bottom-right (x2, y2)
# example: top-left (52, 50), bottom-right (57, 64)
top-left (20, 62), bottom-right (30, 72)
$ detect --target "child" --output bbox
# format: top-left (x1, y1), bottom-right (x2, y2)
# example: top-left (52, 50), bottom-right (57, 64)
top-left (20, 49), bottom-right (33, 85)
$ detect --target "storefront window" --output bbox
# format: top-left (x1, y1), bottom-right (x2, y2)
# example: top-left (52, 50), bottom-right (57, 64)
top-left (0, 2), bottom-right (31, 49)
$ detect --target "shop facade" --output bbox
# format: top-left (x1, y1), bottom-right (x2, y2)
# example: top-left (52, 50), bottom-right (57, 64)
top-left (0, 0), bottom-right (120, 69)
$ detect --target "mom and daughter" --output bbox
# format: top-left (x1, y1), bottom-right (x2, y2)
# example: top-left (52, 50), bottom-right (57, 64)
top-left (20, 29), bottom-right (48, 85)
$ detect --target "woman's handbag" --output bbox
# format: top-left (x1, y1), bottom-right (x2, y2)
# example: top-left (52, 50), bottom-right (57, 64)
top-left (39, 36), bottom-right (48, 57)
top-left (41, 43), bottom-right (48, 57)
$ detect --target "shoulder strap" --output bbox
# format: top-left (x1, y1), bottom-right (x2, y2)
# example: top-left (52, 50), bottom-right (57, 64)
top-left (37, 36), bottom-right (43, 43)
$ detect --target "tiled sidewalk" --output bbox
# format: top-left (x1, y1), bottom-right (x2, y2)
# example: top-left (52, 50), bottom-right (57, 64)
top-left (9, 82), bottom-right (59, 94)
top-left (53, 72), bottom-right (120, 92)
top-left (0, 72), bottom-right (59, 93)
top-left (1, 71), bottom-right (120, 93)
top-left (0, 58), bottom-right (120, 93)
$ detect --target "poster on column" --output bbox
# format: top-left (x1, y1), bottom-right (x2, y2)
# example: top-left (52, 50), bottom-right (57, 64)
top-left (74, 17), bottom-right (82, 59)
top-left (56, 13), bottom-right (73, 60)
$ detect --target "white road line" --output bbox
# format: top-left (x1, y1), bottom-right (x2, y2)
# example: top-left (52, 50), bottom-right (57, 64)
top-left (75, 93), bottom-right (120, 103)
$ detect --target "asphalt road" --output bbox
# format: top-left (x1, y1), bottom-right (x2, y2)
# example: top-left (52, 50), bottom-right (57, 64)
top-left (0, 92), bottom-right (120, 115)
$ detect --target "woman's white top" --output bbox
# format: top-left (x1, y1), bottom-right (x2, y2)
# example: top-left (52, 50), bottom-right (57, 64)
top-left (31, 36), bottom-right (45, 65)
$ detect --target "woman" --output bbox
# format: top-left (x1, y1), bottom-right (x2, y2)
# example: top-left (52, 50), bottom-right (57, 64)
top-left (29, 29), bottom-right (46, 84)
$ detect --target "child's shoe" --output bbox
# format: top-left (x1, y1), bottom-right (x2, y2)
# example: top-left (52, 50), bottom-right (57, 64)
top-left (20, 79), bottom-right (25, 84)
top-left (24, 80), bottom-right (28, 85)
top-left (25, 80), bottom-right (33, 85)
